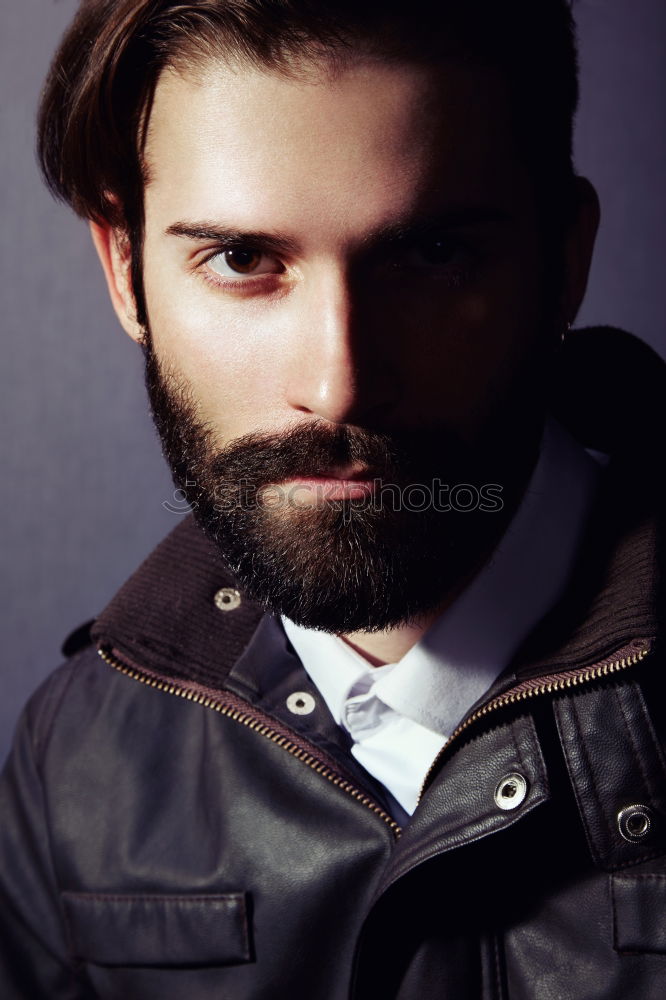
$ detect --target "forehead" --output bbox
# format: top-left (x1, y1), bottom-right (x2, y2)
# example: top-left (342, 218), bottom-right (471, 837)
top-left (143, 55), bottom-right (527, 240)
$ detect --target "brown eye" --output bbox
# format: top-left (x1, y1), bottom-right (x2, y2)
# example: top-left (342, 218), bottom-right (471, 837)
top-left (223, 248), bottom-right (262, 274)
top-left (403, 234), bottom-right (465, 267)
top-left (386, 232), bottom-right (474, 287)
top-left (415, 236), bottom-right (458, 265)
top-left (206, 247), bottom-right (282, 280)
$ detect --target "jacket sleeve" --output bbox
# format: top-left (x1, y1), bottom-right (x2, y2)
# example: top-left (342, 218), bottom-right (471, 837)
top-left (0, 669), bottom-right (95, 998)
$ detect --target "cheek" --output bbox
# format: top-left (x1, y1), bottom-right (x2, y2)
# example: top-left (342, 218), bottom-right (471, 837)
top-left (142, 261), bottom-right (285, 430)
top-left (379, 251), bottom-right (545, 433)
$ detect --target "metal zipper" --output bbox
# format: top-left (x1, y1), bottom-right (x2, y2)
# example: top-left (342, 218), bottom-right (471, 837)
top-left (417, 637), bottom-right (653, 804)
top-left (97, 646), bottom-right (403, 839)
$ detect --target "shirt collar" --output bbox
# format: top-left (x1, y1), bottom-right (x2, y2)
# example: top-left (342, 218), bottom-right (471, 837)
top-left (280, 619), bottom-right (397, 726)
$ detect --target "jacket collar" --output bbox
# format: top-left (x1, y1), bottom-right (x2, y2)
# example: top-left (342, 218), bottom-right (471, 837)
top-left (92, 514), bottom-right (265, 690)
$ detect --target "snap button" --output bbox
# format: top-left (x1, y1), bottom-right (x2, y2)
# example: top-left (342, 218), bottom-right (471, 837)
top-left (494, 772), bottom-right (528, 811)
top-left (214, 587), bottom-right (241, 612)
top-left (286, 692), bottom-right (316, 716)
top-left (617, 803), bottom-right (654, 843)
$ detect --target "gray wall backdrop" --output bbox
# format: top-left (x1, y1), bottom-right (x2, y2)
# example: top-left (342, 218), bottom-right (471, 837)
top-left (1, 1), bottom-right (665, 764)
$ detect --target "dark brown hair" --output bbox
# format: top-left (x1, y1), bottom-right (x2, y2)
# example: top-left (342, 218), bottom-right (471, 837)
top-left (38, 0), bottom-right (579, 324)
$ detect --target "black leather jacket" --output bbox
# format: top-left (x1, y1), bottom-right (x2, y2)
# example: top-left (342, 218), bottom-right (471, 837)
top-left (1, 329), bottom-right (666, 999)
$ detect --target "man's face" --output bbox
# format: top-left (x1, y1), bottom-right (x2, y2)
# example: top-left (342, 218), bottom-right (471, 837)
top-left (143, 55), bottom-right (548, 441)
top-left (134, 54), bottom-right (557, 631)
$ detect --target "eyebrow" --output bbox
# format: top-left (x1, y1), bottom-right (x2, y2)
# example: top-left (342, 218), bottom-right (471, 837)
top-left (165, 222), bottom-right (300, 257)
top-left (364, 206), bottom-right (513, 246)
top-left (165, 206), bottom-right (511, 255)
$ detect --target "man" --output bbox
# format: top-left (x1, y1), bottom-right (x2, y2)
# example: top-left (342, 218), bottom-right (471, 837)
top-left (1, 0), bottom-right (665, 996)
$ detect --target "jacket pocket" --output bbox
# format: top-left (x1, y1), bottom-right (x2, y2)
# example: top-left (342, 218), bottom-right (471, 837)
top-left (611, 874), bottom-right (666, 953)
top-left (61, 891), bottom-right (252, 967)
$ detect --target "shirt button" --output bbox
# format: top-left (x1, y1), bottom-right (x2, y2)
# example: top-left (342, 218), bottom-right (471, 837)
top-left (286, 692), bottom-right (316, 715)
top-left (214, 588), bottom-right (241, 612)
top-left (494, 772), bottom-right (528, 811)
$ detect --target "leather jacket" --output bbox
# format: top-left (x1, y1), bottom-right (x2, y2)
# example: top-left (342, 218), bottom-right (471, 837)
top-left (1, 327), bottom-right (665, 999)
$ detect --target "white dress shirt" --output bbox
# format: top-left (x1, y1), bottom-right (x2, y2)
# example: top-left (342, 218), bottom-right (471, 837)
top-left (282, 419), bottom-right (602, 817)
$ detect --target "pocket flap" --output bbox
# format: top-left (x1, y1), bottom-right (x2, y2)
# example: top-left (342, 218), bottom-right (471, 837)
top-left (61, 891), bottom-right (251, 967)
top-left (612, 874), bottom-right (666, 953)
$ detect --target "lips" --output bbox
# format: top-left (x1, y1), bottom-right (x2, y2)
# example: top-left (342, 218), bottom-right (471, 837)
top-left (277, 467), bottom-right (378, 502)
top-left (315, 463), bottom-right (377, 481)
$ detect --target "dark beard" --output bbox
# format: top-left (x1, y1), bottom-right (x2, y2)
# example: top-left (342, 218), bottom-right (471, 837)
top-left (143, 339), bottom-right (540, 632)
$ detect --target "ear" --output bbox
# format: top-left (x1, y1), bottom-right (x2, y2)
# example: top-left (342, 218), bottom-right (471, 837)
top-left (89, 221), bottom-right (145, 343)
top-left (560, 176), bottom-right (601, 325)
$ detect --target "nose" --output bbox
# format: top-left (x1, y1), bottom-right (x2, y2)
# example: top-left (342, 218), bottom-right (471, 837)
top-left (284, 265), bottom-right (401, 426)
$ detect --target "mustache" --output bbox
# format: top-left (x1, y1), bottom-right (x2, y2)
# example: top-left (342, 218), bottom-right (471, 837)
top-left (204, 420), bottom-right (474, 489)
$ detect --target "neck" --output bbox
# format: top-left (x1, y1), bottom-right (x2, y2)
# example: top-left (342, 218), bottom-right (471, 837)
top-left (339, 546), bottom-right (490, 665)
top-left (341, 612), bottom-right (442, 667)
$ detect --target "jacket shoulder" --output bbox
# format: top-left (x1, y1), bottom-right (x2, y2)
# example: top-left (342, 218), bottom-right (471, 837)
top-left (18, 645), bottom-right (109, 766)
